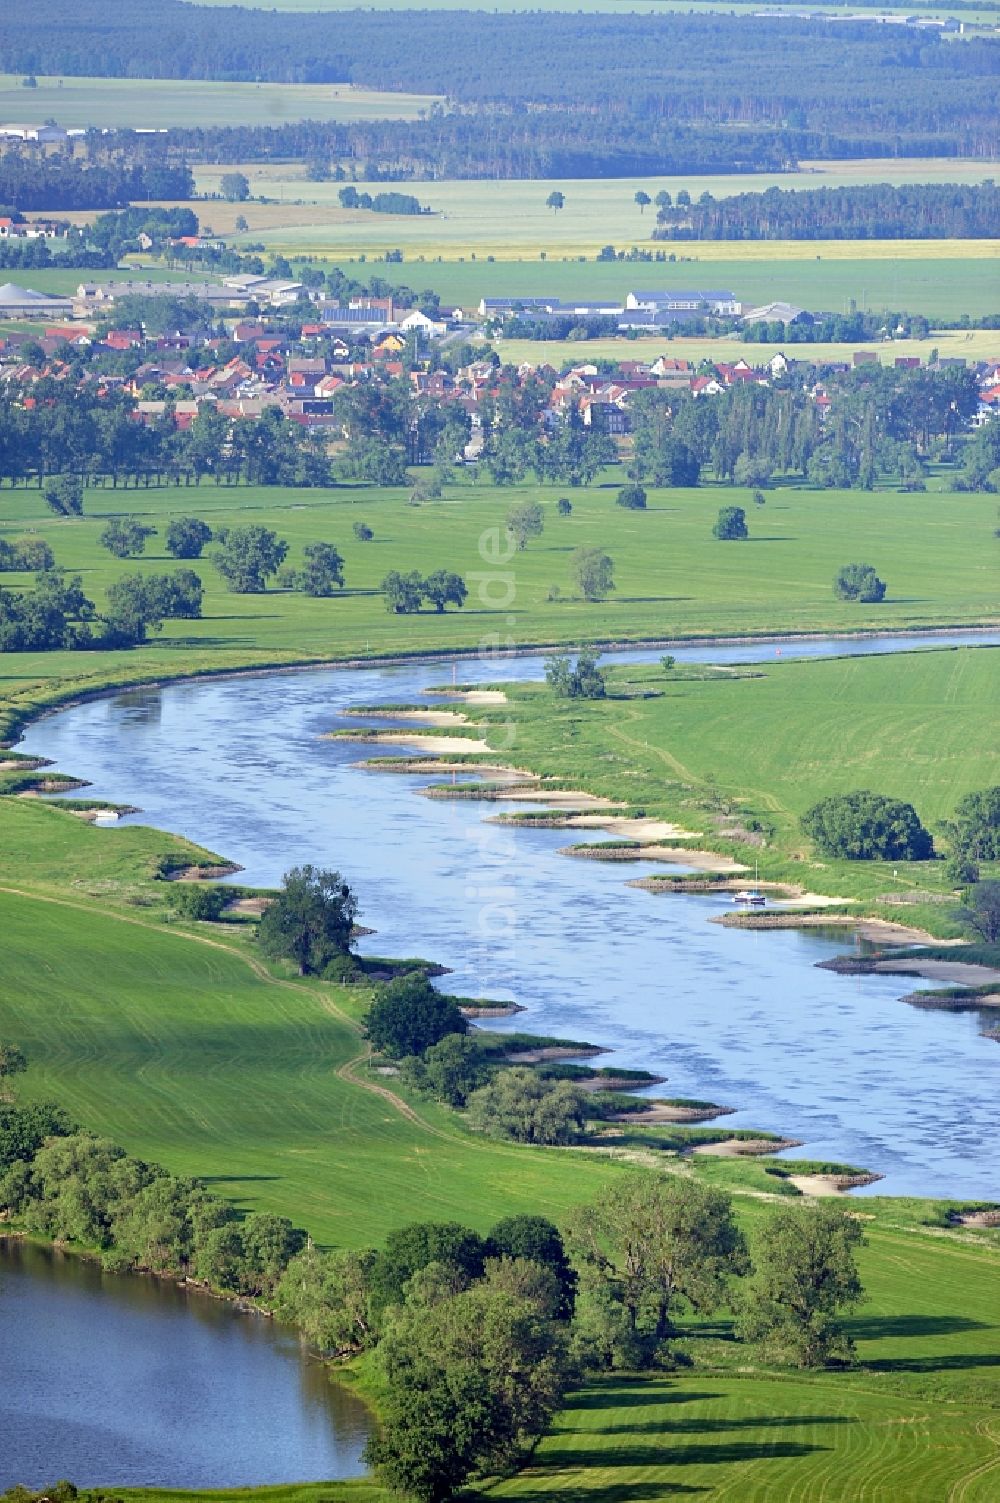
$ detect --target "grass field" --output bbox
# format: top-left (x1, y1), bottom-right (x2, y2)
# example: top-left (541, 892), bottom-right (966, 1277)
top-left (448, 646), bottom-right (1000, 908)
top-left (178, 166), bottom-right (1000, 319)
top-left (1, 478), bottom-right (999, 748)
top-left (0, 75), bottom-right (441, 128)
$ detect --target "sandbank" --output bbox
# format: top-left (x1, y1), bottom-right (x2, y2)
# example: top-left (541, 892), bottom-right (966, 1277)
top-left (611, 1102), bottom-right (731, 1124)
top-left (503, 789), bottom-right (621, 809)
top-left (427, 688), bottom-right (508, 705)
top-left (788, 1172), bottom-right (884, 1197)
top-left (347, 732), bottom-right (494, 755)
top-left (875, 958), bottom-right (1000, 986)
top-left (692, 1137), bottom-right (802, 1158)
top-left (567, 815), bottom-right (702, 841)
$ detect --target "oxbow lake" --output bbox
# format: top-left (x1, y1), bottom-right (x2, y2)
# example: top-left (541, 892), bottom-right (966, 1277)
top-left (20, 630), bottom-right (1000, 1203)
top-left (0, 1239), bottom-right (371, 1490)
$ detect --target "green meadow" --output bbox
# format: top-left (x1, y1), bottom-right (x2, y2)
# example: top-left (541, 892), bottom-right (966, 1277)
top-left (439, 646), bottom-right (1000, 913)
top-left (1, 478), bottom-right (998, 739)
top-left (0, 75), bottom-right (441, 129)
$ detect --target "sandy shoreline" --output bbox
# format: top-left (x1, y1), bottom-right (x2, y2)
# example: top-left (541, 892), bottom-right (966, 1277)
top-left (339, 731), bottom-right (495, 755)
top-left (875, 957), bottom-right (1000, 986)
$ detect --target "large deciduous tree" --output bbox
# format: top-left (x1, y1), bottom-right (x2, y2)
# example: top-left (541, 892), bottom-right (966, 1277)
top-left (364, 974), bottom-right (468, 1059)
top-left (566, 1174), bottom-right (747, 1363)
top-left (257, 865), bottom-right (358, 975)
top-left (801, 790), bottom-right (933, 861)
top-left (212, 524), bottom-right (288, 592)
top-left (738, 1202), bottom-right (865, 1367)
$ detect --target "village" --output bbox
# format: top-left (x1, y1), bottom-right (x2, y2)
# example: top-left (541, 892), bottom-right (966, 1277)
top-left (2, 269), bottom-right (999, 455)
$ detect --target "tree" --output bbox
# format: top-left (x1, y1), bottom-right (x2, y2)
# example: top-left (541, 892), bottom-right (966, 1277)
top-left (545, 191), bottom-right (565, 214)
top-left (802, 791), bottom-right (934, 861)
top-left (0, 536), bottom-right (55, 572)
top-left (556, 497), bottom-right (572, 516)
top-left (295, 541), bottom-right (346, 597)
top-left (101, 573), bottom-right (169, 645)
top-left (366, 1282), bottom-right (572, 1500)
top-left (634, 190), bottom-right (651, 214)
top-left (487, 1215), bottom-right (577, 1320)
top-left (506, 499), bottom-right (545, 551)
top-left (466, 1068), bottom-right (585, 1146)
top-left (213, 525), bottom-right (288, 592)
top-left (234, 214), bottom-right (249, 232)
top-left (958, 881), bottom-right (1000, 944)
top-left (566, 1174), bottom-right (747, 1361)
top-left (365, 975), bottom-right (468, 1059)
top-left (257, 865), bottom-right (358, 975)
top-left (655, 190), bottom-right (672, 211)
top-left (154, 568), bottom-right (203, 619)
top-left (275, 1245), bottom-right (378, 1355)
top-left (835, 562), bottom-right (886, 603)
top-left (952, 787), bottom-right (1000, 861)
top-left (370, 1221), bottom-right (488, 1314)
top-left (352, 521), bottom-right (374, 541)
top-left (0, 1042), bottom-right (28, 1102)
top-left (220, 172), bottom-right (250, 202)
top-left (165, 517), bottom-right (212, 559)
top-left (713, 505), bottom-right (748, 540)
top-left (99, 517), bottom-right (156, 558)
top-left (570, 546), bottom-right (615, 601)
top-left (400, 1033), bottom-right (490, 1107)
top-left (616, 482), bottom-right (647, 510)
top-left (42, 474), bottom-right (83, 516)
top-left (382, 569), bottom-right (424, 614)
top-left (545, 649), bottom-right (606, 700)
top-left (421, 570), bottom-right (467, 613)
top-left (738, 1203), bottom-right (865, 1367)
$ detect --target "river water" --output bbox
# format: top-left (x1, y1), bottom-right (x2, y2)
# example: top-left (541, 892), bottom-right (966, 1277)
top-left (18, 630), bottom-right (1000, 1202)
top-left (0, 1240), bottom-right (370, 1490)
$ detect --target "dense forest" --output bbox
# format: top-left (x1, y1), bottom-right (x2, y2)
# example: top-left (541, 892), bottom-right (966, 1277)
top-left (652, 182), bottom-right (1000, 241)
top-left (0, 156), bottom-right (193, 211)
top-left (2, 2), bottom-right (998, 173)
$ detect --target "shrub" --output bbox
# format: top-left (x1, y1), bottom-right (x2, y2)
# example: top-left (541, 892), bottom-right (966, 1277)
top-left (834, 563), bottom-right (886, 603)
top-left (616, 483), bottom-right (647, 510)
top-left (168, 884), bottom-right (230, 921)
top-left (801, 791), bottom-right (933, 861)
top-left (365, 974), bottom-right (468, 1059)
top-left (713, 506), bottom-right (748, 540)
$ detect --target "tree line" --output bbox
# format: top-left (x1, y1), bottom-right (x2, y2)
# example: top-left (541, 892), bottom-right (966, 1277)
top-left (0, 154), bottom-right (193, 212)
top-left (652, 181), bottom-right (1000, 241)
top-left (4, 3), bottom-right (997, 171)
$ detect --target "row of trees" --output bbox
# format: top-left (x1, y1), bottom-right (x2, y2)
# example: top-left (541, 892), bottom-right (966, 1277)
top-left (0, 395), bottom-right (336, 491)
top-left (652, 182), bottom-right (1000, 242)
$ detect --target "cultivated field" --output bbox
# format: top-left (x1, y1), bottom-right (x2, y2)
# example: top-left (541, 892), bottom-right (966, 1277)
top-left (0, 74), bottom-right (441, 128)
top-left (494, 330), bottom-right (1000, 369)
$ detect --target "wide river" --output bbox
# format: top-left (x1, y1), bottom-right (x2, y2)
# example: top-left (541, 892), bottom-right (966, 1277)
top-left (20, 630), bottom-right (999, 1204)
